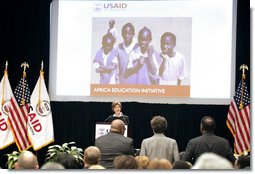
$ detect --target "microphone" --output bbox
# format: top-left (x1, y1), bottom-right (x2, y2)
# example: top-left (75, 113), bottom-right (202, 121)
top-left (104, 115), bottom-right (112, 122)
top-left (122, 115), bottom-right (128, 125)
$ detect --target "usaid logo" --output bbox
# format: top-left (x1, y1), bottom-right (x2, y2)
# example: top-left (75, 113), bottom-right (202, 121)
top-left (2, 100), bottom-right (10, 115)
top-left (98, 127), bottom-right (108, 136)
top-left (93, 3), bottom-right (103, 12)
top-left (93, 3), bottom-right (127, 12)
top-left (36, 100), bottom-right (51, 117)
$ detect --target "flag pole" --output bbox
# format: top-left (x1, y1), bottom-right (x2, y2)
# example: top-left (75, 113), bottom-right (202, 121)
top-left (239, 64), bottom-right (248, 109)
top-left (21, 62), bottom-right (29, 106)
top-left (38, 61), bottom-right (44, 106)
top-left (36, 62), bottom-right (44, 161)
top-left (1, 61), bottom-right (8, 105)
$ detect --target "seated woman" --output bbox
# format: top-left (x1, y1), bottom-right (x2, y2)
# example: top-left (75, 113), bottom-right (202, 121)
top-left (105, 101), bottom-right (129, 125)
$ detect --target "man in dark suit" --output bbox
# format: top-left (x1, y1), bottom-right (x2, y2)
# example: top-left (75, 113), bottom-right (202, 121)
top-left (182, 116), bottom-right (235, 165)
top-left (95, 119), bottom-right (135, 168)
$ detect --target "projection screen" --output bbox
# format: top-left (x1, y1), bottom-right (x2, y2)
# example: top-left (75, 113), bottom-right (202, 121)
top-left (49, 0), bottom-right (237, 104)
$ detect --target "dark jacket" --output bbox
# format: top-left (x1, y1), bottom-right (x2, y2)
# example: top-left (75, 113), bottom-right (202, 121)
top-left (182, 132), bottom-right (235, 164)
top-left (95, 132), bottom-right (135, 168)
top-left (105, 115), bottom-right (129, 125)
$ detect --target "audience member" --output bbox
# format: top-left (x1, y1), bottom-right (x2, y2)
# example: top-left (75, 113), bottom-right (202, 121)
top-left (40, 162), bottom-right (65, 169)
top-left (95, 119), bottom-right (135, 168)
top-left (105, 101), bottom-right (129, 124)
top-left (140, 116), bottom-right (180, 164)
top-left (83, 146), bottom-right (101, 169)
top-left (172, 160), bottom-right (191, 169)
top-left (182, 116), bottom-right (235, 164)
top-left (135, 155), bottom-right (150, 169)
top-left (179, 151), bottom-right (186, 160)
top-left (147, 158), bottom-right (172, 169)
top-left (55, 153), bottom-right (81, 169)
top-left (234, 155), bottom-right (250, 169)
top-left (114, 155), bottom-right (139, 169)
top-left (14, 150), bottom-right (39, 169)
top-left (88, 164), bottom-right (105, 169)
top-left (192, 153), bottom-right (233, 169)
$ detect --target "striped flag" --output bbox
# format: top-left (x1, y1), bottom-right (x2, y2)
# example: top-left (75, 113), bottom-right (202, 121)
top-left (0, 71), bottom-right (15, 149)
top-left (8, 77), bottom-right (31, 151)
top-left (226, 80), bottom-right (250, 155)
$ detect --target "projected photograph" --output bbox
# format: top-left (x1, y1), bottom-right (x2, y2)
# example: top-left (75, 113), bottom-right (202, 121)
top-left (91, 17), bottom-right (191, 97)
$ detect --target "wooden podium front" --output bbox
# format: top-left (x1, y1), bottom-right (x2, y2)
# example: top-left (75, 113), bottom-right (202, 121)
top-left (95, 122), bottom-right (128, 139)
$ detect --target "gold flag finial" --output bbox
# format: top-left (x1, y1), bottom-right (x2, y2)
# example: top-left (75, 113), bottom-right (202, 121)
top-left (239, 64), bottom-right (248, 109)
top-left (21, 62), bottom-right (29, 79)
top-left (20, 62), bottom-right (29, 106)
top-left (4, 61), bottom-right (8, 76)
top-left (239, 64), bottom-right (248, 79)
top-left (40, 61), bottom-right (44, 77)
top-left (1, 61), bottom-right (9, 105)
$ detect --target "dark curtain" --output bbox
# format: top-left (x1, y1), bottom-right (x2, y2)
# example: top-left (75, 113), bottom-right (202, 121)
top-left (0, 0), bottom-right (50, 88)
top-left (50, 102), bottom-right (233, 150)
top-left (0, 102), bottom-right (234, 168)
top-left (0, 0), bottom-right (250, 169)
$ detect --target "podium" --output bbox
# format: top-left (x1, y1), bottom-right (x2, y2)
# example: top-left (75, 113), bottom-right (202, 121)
top-left (95, 122), bottom-right (128, 139)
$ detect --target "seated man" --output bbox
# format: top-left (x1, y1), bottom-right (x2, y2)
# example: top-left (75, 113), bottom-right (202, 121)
top-left (83, 146), bottom-right (101, 169)
top-left (95, 119), bottom-right (135, 168)
top-left (55, 153), bottom-right (81, 169)
top-left (14, 151), bottom-right (39, 169)
top-left (40, 162), bottom-right (65, 169)
top-left (234, 155), bottom-right (250, 169)
top-left (192, 153), bottom-right (233, 169)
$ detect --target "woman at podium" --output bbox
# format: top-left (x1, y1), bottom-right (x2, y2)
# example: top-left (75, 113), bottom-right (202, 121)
top-left (104, 101), bottom-right (129, 125)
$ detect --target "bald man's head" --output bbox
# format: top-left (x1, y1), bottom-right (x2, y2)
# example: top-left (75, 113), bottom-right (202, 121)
top-left (200, 116), bottom-right (215, 133)
top-left (84, 146), bottom-right (101, 166)
top-left (110, 119), bottom-right (125, 135)
top-left (15, 151), bottom-right (39, 169)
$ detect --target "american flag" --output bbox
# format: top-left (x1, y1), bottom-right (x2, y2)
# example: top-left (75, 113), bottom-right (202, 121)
top-left (226, 80), bottom-right (250, 155)
top-left (8, 77), bottom-right (31, 151)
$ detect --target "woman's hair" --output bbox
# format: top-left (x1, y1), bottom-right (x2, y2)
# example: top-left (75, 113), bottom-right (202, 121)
top-left (111, 101), bottom-right (122, 110)
top-left (135, 156), bottom-right (150, 169)
top-left (147, 158), bottom-right (172, 169)
top-left (150, 116), bottom-right (168, 133)
top-left (114, 155), bottom-right (139, 169)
